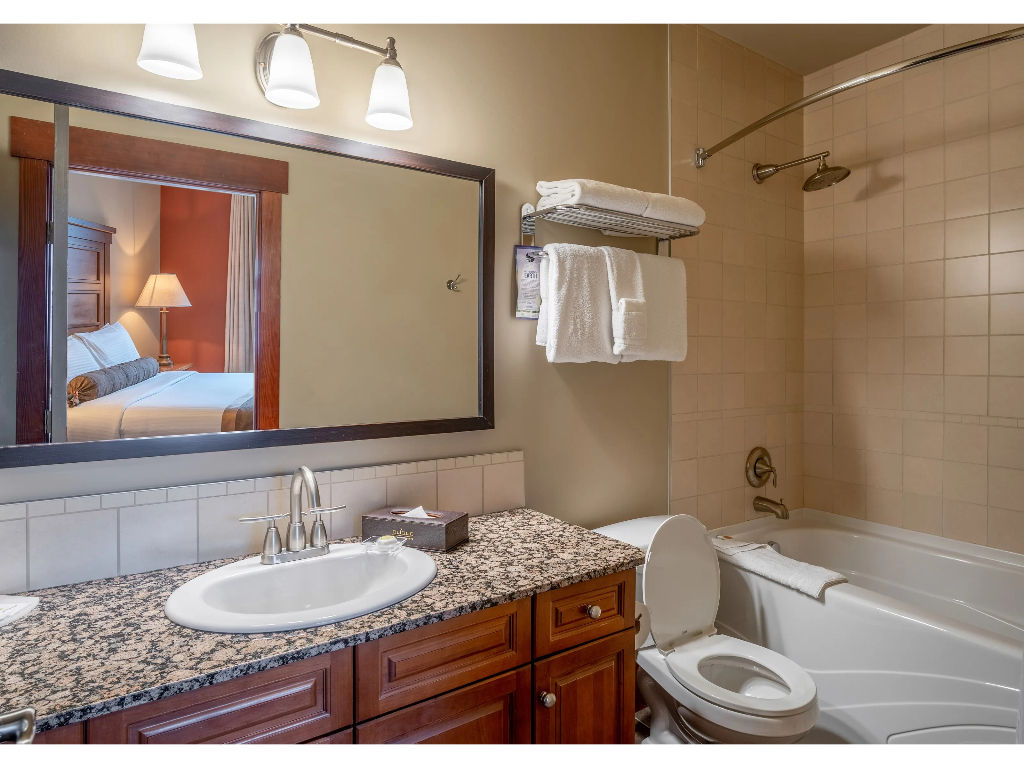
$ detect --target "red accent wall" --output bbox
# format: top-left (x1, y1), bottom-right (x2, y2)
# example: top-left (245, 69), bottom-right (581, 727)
top-left (160, 186), bottom-right (231, 372)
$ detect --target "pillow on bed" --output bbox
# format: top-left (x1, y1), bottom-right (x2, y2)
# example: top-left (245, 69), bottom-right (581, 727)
top-left (67, 356), bottom-right (160, 407)
top-left (67, 335), bottom-right (102, 384)
top-left (75, 322), bottom-right (141, 367)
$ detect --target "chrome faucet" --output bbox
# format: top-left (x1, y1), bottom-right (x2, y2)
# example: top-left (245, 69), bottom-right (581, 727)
top-left (753, 496), bottom-right (789, 520)
top-left (745, 446), bottom-right (789, 520)
top-left (240, 466), bottom-right (345, 565)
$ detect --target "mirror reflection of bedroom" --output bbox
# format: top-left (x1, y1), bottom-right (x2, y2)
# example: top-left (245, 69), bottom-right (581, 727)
top-left (65, 173), bottom-right (256, 442)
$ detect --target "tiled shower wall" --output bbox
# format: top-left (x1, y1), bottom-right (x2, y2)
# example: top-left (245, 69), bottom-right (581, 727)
top-left (668, 26), bottom-right (805, 528)
top-left (801, 24), bottom-right (1024, 553)
top-left (0, 451), bottom-right (525, 592)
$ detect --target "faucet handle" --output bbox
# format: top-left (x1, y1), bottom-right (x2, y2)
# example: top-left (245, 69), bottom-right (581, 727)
top-left (304, 504), bottom-right (347, 516)
top-left (238, 512), bottom-right (289, 523)
top-left (238, 513), bottom-right (287, 557)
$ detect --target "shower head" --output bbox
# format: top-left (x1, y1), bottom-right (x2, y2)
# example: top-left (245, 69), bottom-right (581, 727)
top-left (752, 151), bottom-right (849, 192)
top-left (803, 157), bottom-right (851, 191)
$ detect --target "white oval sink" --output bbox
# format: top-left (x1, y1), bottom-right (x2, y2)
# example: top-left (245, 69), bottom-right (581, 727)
top-left (165, 544), bottom-right (437, 633)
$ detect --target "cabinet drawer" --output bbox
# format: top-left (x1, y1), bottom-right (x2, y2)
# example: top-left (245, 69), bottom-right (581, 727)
top-left (88, 648), bottom-right (352, 744)
top-left (355, 599), bottom-right (531, 720)
top-left (356, 667), bottom-right (532, 744)
top-left (305, 727), bottom-right (352, 744)
top-left (32, 722), bottom-right (84, 744)
top-left (534, 570), bottom-right (635, 657)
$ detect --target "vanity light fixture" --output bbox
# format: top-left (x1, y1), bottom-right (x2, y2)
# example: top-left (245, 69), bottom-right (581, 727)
top-left (136, 24), bottom-right (203, 80)
top-left (255, 24), bottom-right (413, 130)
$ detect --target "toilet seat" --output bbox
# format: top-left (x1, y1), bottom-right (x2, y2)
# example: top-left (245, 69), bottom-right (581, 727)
top-left (665, 634), bottom-right (816, 717)
top-left (641, 515), bottom-right (817, 730)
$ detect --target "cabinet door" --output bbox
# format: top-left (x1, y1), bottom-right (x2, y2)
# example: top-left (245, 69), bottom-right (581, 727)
top-left (533, 629), bottom-right (635, 744)
top-left (88, 648), bottom-right (353, 744)
top-left (32, 722), bottom-right (85, 744)
top-left (357, 667), bottom-right (531, 744)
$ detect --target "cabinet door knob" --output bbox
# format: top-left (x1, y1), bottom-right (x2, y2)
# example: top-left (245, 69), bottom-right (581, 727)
top-left (538, 691), bottom-right (557, 708)
top-left (584, 604), bottom-right (602, 619)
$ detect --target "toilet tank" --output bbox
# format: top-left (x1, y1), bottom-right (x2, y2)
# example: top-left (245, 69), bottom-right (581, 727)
top-left (593, 515), bottom-right (670, 604)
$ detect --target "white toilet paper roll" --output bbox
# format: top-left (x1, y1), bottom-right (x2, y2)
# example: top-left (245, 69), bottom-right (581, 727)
top-left (634, 601), bottom-right (652, 650)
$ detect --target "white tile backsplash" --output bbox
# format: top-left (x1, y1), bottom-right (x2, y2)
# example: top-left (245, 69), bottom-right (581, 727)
top-left (119, 501), bottom-right (198, 575)
top-left (2, 451), bottom-right (525, 591)
top-left (28, 509), bottom-right (118, 589)
top-left (0, 519), bottom-right (27, 592)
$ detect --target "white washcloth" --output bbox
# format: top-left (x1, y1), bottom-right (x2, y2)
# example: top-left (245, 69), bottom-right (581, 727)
top-left (539, 243), bottom-right (619, 364)
top-left (0, 595), bottom-right (39, 628)
top-left (602, 246), bottom-right (647, 357)
top-left (643, 191), bottom-right (707, 228)
top-left (616, 251), bottom-right (687, 362)
top-left (712, 536), bottom-right (846, 599)
top-left (536, 179), bottom-right (648, 216)
top-left (536, 179), bottom-right (706, 228)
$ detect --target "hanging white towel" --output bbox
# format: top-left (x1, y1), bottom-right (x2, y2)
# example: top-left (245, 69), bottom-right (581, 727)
top-left (540, 243), bottom-right (619, 364)
top-left (609, 250), bottom-right (687, 362)
top-left (536, 256), bottom-right (551, 348)
top-left (602, 246), bottom-right (647, 357)
top-left (536, 179), bottom-right (648, 216)
top-left (712, 536), bottom-right (847, 599)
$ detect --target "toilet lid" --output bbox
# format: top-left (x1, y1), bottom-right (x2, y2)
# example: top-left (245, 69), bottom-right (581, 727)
top-left (642, 515), bottom-right (720, 653)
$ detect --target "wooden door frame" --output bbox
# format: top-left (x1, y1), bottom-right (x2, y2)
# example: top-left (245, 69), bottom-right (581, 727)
top-left (0, 68), bottom-right (494, 468)
top-left (10, 116), bottom-right (285, 441)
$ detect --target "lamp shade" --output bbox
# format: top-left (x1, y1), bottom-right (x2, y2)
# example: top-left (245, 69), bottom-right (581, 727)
top-left (265, 30), bottom-right (320, 109)
top-left (136, 273), bottom-right (191, 308)
top-left (137, 24), bottom-right (203, 81)
top-left (365, 58), bottom-right (413, 131)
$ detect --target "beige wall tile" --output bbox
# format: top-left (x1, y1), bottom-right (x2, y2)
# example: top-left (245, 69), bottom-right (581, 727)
top-left (945, 336), bottom-right (989, 375)
top-left (944, 375), bottom-right (988, 415)
top-left (944, 254), bottom-right (989, 296)
top-left (904, 419), bottom-right (944, 459)
top-left (989, 376), bottom-right (1024, 417)
top-left (942, 499), bottom-right (988, 544)
top-left (989, 426), bottom-right (1024, 469)
top-left (990, 251), bottom-right (1024, 293)
top-left (988, 506), bottom-right (1024, 554)
top-left (944, 296), bottom-right (989, 335)
top-left (991, 292), bottom-right (1024, 333)
top-left (945, 215), bottom-right (989, 259)
top-left (902, 493), bottom-right (942, 534)
top-left (904, 260), bottom-right (944, 299)
top-left (990, 335), bottom-right (1024, 376)
top-left (991, 208), bottom-right (1024, 253)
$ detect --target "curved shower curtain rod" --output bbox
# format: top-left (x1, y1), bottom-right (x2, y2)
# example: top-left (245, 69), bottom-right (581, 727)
top-left (694, 25), bottom-right (1024, 169)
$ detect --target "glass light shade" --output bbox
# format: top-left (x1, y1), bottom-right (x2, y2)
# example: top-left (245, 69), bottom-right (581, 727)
top-left (137, 24), bottom-right (203, 80)
top-left (265, 31), bottom-right (320, 109)
top-left (365, 59), bottom-right (413, 131)
top-left (136, 273), bottom-right (191, 308)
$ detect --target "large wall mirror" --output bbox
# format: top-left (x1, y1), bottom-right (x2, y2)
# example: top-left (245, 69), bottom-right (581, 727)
top-left (0, 70), bottom-right (494, 467)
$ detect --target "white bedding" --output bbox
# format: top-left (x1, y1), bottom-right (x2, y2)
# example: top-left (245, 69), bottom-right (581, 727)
top-left (67, 371), bottom-right (255, 441)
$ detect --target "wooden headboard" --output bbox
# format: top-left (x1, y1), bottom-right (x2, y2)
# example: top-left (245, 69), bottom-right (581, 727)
top-left (67, 217), bottom-right (115, 335)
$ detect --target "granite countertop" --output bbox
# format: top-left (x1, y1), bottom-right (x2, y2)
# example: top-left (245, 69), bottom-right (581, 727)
top-left (0, 508), bottom-right (644, 732)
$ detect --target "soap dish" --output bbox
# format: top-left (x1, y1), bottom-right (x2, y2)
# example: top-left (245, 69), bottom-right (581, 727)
top-left (362, 535), bottom-right (408, 556)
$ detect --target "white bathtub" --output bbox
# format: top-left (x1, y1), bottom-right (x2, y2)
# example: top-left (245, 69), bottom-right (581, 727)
top-left (713, 509), bottom-right (1024, 744)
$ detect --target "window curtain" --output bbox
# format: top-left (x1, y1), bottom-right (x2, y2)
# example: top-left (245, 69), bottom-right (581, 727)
top-left (224, 194), bottom-right (256, 373)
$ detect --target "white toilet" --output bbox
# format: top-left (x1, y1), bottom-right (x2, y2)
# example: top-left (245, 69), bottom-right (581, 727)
top-left (596, 514), bottom-right (818, 744)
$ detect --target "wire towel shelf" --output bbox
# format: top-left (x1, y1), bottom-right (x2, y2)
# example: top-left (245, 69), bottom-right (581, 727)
top-left (520, 202), bottom-right (700, 243)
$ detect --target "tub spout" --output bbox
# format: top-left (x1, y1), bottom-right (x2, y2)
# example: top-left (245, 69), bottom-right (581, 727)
top-left (753, 495), bottom-right (789, 519)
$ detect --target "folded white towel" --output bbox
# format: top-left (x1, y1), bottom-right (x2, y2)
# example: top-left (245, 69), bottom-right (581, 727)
top-left (535, 179), bottom-right (706, 228)
top-left (603, 246), bottom-right (647, 357)
top-left (536, 179), bottom-right (648, 216)
top-left (540, 243), bottom-right (619, 364)
top-left (643, 191), bottom-right (707, 228)
top-left (613, 250), bottom-right (687, 363)
top-left (712, 536), bottom-right (846, 599)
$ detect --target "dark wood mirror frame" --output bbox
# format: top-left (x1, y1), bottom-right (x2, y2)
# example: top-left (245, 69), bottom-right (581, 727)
top-left (0, 68), bottom-right (495, 469)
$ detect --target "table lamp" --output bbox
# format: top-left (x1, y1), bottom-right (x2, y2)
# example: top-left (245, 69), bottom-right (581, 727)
top-left (135, 273), bottom-right (191, 368)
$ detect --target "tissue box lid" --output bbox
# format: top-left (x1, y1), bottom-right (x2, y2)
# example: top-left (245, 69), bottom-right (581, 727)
top-left (362, 507), bottom-right (469, 552)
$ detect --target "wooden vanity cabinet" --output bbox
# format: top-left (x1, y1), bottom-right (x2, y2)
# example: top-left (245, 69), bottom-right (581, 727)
top-left (40, 570), bottom-right (635, 745)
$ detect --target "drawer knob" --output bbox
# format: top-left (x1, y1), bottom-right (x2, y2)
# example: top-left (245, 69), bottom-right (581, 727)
top-left (584, 604), bottom-right (602, 620)
top-left (538, 691), bottom-right (557, 708)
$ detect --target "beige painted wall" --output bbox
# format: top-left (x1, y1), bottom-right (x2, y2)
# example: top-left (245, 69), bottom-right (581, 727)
top-left (67, 173), bottom-right (161, 358)
top-left (801, 24), bottom-right (1024, 554)
top-left (0, 24), bottom-right (670, 530)
top-left (668, 26), bottom-right (805, 529)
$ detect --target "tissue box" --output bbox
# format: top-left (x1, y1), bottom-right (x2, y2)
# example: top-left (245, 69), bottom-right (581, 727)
top-left (362, 507), bottom-right (469, 552)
